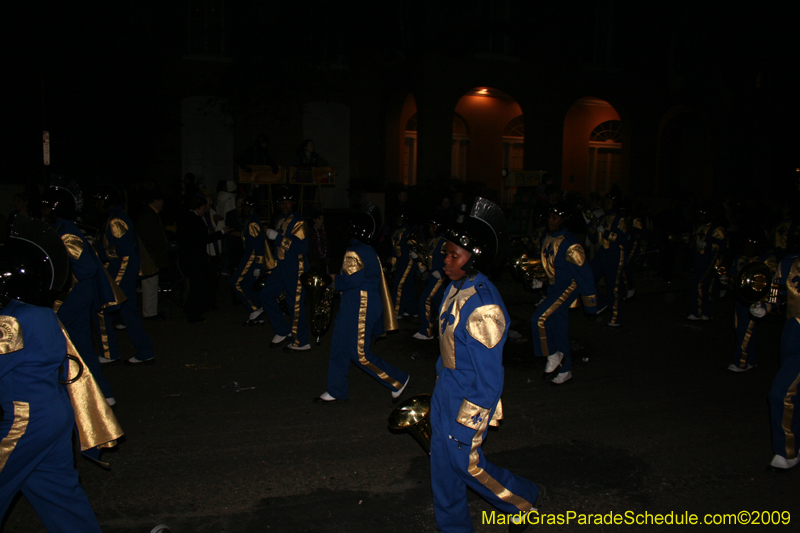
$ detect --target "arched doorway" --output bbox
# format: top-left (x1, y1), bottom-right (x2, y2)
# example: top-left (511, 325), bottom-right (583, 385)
top-left (453, 87), bottom-right (523, 191)
top-left (562, 97), bottom-right (621, 194)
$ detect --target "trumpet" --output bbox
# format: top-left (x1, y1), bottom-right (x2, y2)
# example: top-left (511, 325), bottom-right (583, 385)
top-left (301, 270), bottom-right (335, 344)
top-left (388, 394), bottom-right (432, 455)
top-left (734, 261), bottom-right (782, 314)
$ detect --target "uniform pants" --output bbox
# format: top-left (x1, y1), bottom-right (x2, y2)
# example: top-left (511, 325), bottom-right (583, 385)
top-left (690, 255), bottom-right (717, 318)
top-left (232, 252), bottom-right (262, 312)
top-left (768, 319), bottom-right (800, 461)
top-left (430, 380), bottom-right (539, 533)
top-left (56, 281), bottom-right (114, 399)
top-left (0, 398), bottom-right (103, 533)
top-left (99, 277), bottom-right (154, 361)
top-left (592, 247), bottom-right (625, 325)
top-left (417, 276), bottom-right (446, 337)
top-left (392, 260), bottom-right (417, 316)
top-left (260, 260), bottom-right (309, 347)
top-left (732, 301), bottom-right (759, 368)
top-left (531, 283), bottom-right (578, 372)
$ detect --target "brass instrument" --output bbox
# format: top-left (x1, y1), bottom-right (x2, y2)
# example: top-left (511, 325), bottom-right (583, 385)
top-left (734, 261), bottom-right (772, 303)
top-left (301, 270), bottom-right (334, 344)
top-left (406, 229), bottom-right (429, 262)
top-left (511, 253), bottom-right (548, 290)
top-left (388, 394), bottom-right (432, 455)
top-left (734, 261), bottom-right (783, 313)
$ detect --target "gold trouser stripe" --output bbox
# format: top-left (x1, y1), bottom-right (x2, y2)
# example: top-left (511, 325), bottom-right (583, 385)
top-left (115, 256), bottom-right (129, 285)
top-left (737, 320), bottom-right (755, 368)
top-left (394, 261), bottom-right (414, 315)
top-left (358, 290), bottom-right (402, 389)
top-left (0, 401), bottom-right (30, 473)
top-left (291, 255), bottom-right (305, 345)
top-left (781, 372), bottom-right (800, 459)
top-left (97, 309), bottom-right (112, 359)
top-left (235, 251), bottom-right (258, 311)
top-left (424, 279), bottom-right (445, 337)
top-left (537, 282), bottom-right (576, 358)
top-left (467, 408), bottom-right (533, 512)
top-left (611, 251), bottom-right (625, 323)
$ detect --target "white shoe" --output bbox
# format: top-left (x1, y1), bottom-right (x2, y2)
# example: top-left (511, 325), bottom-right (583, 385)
top-left (727, 363), bottom-right (753, 372)
top-left (606, 321), bottom-right (622, 327)
top-left (106, 397), bottom-right (116, 407)
top-left (114, 323), bottom-right (126, 330)
top-left (271, 334), bottom-right (287, 344)
top-left (595, 305), bottom-right (608, 314)
top-left (412, 332), bottom-right (433, 340)
top-left (626, 288), bottom-right (636, 299)
top-left (287, 344), bottom-right (311, 351)
top-left (508, 329), bottom-right (522, 339)
top-left (770, 454), bottom-right (799, 469)
top-left (392, 376), bottom-right (410, 399)
top-left (686, 314), bottom-right (702, 321)
top-left (396, 315), bottom-right (403, 321)
top-left (98, 356), bottom-right (117, 364)
top-left (544, 352), bottom-right (563, 373)
top-left (249, 308), bottom-right (264, 321)
top-left (551, 371), bottom-right (572, 385)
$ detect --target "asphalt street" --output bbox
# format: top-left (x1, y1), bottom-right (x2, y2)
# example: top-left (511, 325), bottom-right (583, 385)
top-left (3, 271), bottom-right (797, 533)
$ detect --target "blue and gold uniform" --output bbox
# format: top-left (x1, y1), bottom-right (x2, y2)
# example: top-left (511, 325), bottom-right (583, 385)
top-left (97, 205), bottom-right (155, 362)
top-left (53, 218), bottom-right (124, 398)
top-left (767, 253), bottom-right (800, 468)
top-left (232, 211), bottom-right (270, 313)
top-left (391, 223), bottom-right (417, 317)
top-left (416, 235), bottom-right (447, 338)
top-left (689, 220), bottom-right (727, 319)
top-left (588, 209), bottom-right (628, 326)
top-left (531, 228), bottom-right (598, 374)
top-left (728, 252), bottom-right (777, 371)
top-left (1, 300), bottom-right (122, 532)
top-left (324, 239), bottom-right (409, 399)
top-left (431, 273), bottom-right (540, 532)
top-left (260, 210), bottom-right (310, 347)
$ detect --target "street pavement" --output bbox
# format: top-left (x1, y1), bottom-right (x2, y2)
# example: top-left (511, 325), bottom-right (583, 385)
top-left (3, 271), bottom-right (798, 532)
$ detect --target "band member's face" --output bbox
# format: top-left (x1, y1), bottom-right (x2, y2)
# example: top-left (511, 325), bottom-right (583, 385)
top-left (603, 198), bottom-right (614, 212)
top-left (444, 241), bottom-right (471, 281)
top-left (280, 200), bottom-right (293, 215)
top-left (547, 213), bottom-right (564, 232)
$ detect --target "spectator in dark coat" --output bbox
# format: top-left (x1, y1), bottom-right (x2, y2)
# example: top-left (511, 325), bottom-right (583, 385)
top-left (137, 189), bottom-right (170, 319)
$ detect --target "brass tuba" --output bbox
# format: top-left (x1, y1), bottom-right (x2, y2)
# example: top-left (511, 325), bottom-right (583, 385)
top-left (734, 261), bottom-right (772, 303)
top-left (388, 394), bottom-right (432, 455)
top-left (301, 270), bottom-right (334, 344)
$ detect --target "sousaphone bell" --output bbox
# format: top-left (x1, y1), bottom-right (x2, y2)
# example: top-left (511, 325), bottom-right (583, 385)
top-left (388, 394), bottom-right (432, 455)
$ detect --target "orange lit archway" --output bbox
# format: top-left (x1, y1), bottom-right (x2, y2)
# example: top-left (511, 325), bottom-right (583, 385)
top-left (453, 87), bottom-right (523, 191)
top-left (562, 97), bottom-right (621, 194)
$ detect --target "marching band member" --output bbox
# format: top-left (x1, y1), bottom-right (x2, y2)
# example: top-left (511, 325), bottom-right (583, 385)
top-left (390, 210), bottom-right (417, 319)
top-left (725, 231), bottom-right (776, 372)
top-left (764, 251), bottom-right (800, 469)
top-left (94, 185), bottom-right (156, 363)
top-left (431, 197), bottom-right (543, 533)
top-left (314, 207), bottom-right (409, 403)
top-left (1, 215), bottom-right (122, 532)
top-left (587, 187), bottom-right (628, 327)
top-left (232, 196), bottom-right (272, 326)
top-left (42, 186), bottom-right (124, 404)
top-left (260, 187), bottom-right (310, 350)
top-left (531, 202), bottom-right (600, 385)
top-left (687, 202), bottom-right (727, 321)
top-left (413, 215), bottom-right (448, 340)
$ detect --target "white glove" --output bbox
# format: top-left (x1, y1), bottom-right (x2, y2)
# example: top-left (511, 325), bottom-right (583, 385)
top-left (696, 239), bottom-right (706, 250)
top-left (432, 271), bottom-right (442, 279)
top-left (597, 225), bottom-right (605, 235)
top-left (253, 269), bottom-right (261, 277)
top-left (582, 213), bottom-right (591, 224)
top-left (531, 279), bottom-right (543, 289)
top-left (266, 229), bottom-right (279, 240)
top-left (410, 251), bottom-right (419, 259)
top-left (419, 265), bottom-right (427, 273)
top-left (750, 302), bottom-right (767, 318)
